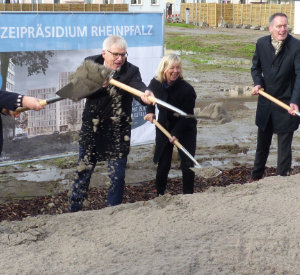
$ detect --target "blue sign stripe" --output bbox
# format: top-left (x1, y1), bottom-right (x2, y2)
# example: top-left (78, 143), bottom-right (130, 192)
top-left (0, 13), bottom-right (163, 52)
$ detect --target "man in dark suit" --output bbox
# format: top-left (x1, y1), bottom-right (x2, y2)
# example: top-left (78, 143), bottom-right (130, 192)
top-left (69, 35), bottom-right (154, 211)
top-left (251, 13), bottom-right (300, 180)
top-left (0, 90), bottom-right (44, 154)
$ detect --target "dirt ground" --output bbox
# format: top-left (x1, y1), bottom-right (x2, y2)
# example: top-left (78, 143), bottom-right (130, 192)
top-left (2, 26), bottom-right (300, 203)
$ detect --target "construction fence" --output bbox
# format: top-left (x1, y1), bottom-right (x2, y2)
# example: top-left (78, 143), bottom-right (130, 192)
top-left (180, 3), bottom-right (294, 29)
top-left (0, 3), bottom-right (128, 12)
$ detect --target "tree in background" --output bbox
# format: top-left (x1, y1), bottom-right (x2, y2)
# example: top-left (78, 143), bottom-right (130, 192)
top-left (0, 51), bottom-right (54, 91)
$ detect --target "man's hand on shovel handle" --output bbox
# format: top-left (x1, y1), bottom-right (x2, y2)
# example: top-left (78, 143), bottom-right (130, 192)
top-left (144, 113), bottom-right (156, 123)
top-left (169, 136), bottom-right (178, 145)
top-left (141, 90), bottom-right (156, 105)
top-left (253, 86), bottom-right (300, 117)
top-left (289, 103), bottom-right (299, 116)
top-left (252, 85), bottom-right (262, 95)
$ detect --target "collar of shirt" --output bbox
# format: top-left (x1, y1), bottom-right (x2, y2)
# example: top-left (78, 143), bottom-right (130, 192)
top-left (271, 36), bottom-right (284, 55)
top-left (103, 61), bottom-right (116, 76)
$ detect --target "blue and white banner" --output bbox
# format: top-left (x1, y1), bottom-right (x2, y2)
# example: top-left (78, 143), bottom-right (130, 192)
top-left (0, 13), bottom-right (163, 52)
top-left (0, 12), bottom-right (163, 146)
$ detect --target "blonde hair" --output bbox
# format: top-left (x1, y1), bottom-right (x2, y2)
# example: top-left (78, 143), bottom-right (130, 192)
top-left (155, 54), bottom-right (183, 83)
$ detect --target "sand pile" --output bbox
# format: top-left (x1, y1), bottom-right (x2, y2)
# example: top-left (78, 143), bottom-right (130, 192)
top-left (195, 102), bottom-right (231, 124)
top-left (0, 175), bottom-right (299, 274)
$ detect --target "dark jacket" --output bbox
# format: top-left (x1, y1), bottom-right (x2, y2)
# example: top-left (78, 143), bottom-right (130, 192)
top-left (79, 55), bottom-right (146, 161)
top-left (146, 77), bottom-right (197, 163)
top-left (251, 34), bottom-right (300, 133)
top-left (0, 90), bottom-right (19, 154)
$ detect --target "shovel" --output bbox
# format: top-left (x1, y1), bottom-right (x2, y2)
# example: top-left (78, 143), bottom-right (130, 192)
top-left (14, 80), bottom-right (100, 113)
top-left (14, 95), bottom-right (63, 113)
top-left (57, 61), bottom-right (191, 118)
top-left (15, 61), bottom-right (190, 118)
top-left (108, 78), bottom-right (190, 117)
top-left (146, 117), bottom-right (201, 168)
top-left (258, 88), bottom-right (300, 117)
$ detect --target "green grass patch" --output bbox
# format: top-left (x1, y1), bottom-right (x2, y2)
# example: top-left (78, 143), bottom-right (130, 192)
top-left (182, 55), bottom-right (249, 72)
top-left (165, 35), bottom-right (219, 53)
top-left (165, 23), bottom-right (196, 28)
top-left (165, 34), bottom-right (256, 60)
top-left (234, 43), bottom-right (256, 58)
top-left (200, 34), bottom-right (237, 41)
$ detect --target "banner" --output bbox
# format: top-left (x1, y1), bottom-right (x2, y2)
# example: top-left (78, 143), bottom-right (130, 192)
top-left (0, 12), bottom-right (163, 147)
top-left (0, 13), bottom-right (163, 52)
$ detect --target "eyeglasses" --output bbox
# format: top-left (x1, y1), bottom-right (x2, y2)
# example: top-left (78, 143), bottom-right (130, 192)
top-left (107, 50), bottom-right (128, 59)
top-left (274, 24), bottom-right (288, 30)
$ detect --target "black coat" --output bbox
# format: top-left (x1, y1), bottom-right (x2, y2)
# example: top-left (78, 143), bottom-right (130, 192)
top-left (147, 78), bottom-right (197, 163)
top-left (79, 55), bottom-right (146, 161)
top-left (0, 90), bottom-right (19, 154)
top-left (251, 34), bottom-right (300, 133)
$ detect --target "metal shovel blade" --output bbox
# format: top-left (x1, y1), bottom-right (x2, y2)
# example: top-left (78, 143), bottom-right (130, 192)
top-left (154, 98), bottom-right (188, 117)
top-left (56, 82), bottom-right (99, 101)
top-left (179, 146), bottom-right (202, 168)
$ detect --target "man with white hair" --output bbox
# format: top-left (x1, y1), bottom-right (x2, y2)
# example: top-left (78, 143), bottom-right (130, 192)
top-left (69, 35), bottom-right (153, 211)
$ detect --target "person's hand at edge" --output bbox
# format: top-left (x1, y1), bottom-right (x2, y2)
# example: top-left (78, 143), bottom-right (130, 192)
top-left (289, 103), bottom-right (299, 116)
top-left (169, 136), bottom-right (178, 145)
top-left (144, 113), bottom-right (156, 123)
top-left (252, 85), bottom-right (262, 95)
top-left (22, 96), bottom-right (45, 111)
top-left (141, 90), bottom-right (156, 105)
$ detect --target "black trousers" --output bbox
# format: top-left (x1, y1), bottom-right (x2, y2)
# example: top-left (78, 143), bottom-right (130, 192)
top-left (156, 142), bottom-right (195, 195)
top-left (252, 119), bottom-right (294, 180)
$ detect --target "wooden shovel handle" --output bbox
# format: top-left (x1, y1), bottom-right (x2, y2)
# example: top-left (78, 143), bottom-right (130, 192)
top-left (14, 99), bottom-right (47, 113)
top-left (109, 78), bottom-right (157, 104)
top-left (258, 89), bottom-right (290, 112)
top-left (152, 119), bottom-right (182, 150)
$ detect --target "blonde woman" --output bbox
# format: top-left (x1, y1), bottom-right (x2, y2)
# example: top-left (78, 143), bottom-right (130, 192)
top-left (145, 54), bottom-right (197, 196)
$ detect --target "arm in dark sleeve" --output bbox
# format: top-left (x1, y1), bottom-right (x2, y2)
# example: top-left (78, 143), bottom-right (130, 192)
top-left (291, 49), bottom-right (300, 106)
top-left (146, 78), bottom-right (156, 114)
top-left (251, 44), bottom-right (264, 87)
top-left (126, 69), bottom-right (148, 105)
top-left (171, 87), bottom-right (197, 137)
top-left (0, 90), bottom-right (20, 111)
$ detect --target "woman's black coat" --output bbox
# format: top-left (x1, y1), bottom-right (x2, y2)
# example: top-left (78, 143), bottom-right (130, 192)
top-left (79, 55), bottom-right (146, 161)
top-left (146, 78), bottom-right (197, 163)
top-left (0, 90), bottom-right (19, 154)
top-left (251, 34), bottom-right (300, 133)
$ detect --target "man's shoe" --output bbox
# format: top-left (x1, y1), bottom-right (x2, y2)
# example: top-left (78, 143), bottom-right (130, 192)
top-left (68, 203), bottom-right (83, 213)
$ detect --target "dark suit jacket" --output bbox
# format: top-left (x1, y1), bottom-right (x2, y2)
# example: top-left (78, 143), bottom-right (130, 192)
top-left (79, 55), bottom-right (146, 161)
top-left (0, 90), bottom-right (19, 154)
top-left (251, 34), bottom-right (300, 133)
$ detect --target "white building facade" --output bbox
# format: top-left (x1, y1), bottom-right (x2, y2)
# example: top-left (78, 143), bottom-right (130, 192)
top-left (58, 72), bottom-right (85, 132)
top-left (27, 87), bottom-right (58, 136)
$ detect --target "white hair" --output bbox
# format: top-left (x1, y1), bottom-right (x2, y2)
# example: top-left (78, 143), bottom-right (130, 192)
top-left (102, 35), bottom-right (127, 51)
